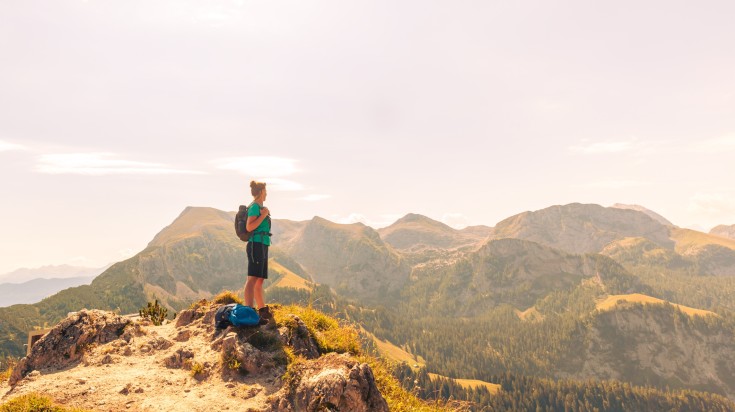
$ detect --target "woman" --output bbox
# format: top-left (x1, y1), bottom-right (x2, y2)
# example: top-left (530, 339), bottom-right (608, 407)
top-left (244, 180), bottom-right (273, 322)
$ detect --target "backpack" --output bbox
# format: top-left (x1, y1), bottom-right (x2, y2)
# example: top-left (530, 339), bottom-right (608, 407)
top-left (214, 303), bottom-right (262, 328)
top-left (235, 204), bottom-right (272, 242)
top-left (215, 303), bottom-right (237, 329)
top-left (235, 204), bottom-right (252, 242)
top-left (228, 304), bottom-right (261, 327)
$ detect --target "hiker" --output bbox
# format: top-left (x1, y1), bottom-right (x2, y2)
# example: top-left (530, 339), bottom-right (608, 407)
top-left (244, 180), bottom-right (273, 322)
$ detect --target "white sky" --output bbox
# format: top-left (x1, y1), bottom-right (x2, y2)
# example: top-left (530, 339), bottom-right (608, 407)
top-left (1, 0), bottom-right (734, 275)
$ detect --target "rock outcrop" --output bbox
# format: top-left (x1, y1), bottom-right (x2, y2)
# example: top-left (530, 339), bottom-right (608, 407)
top-left (268, 353), bottom-right (388, 412)
top-left (4, 301), bottom-right (389, 412)
top-left (9, 310), bottom-right (130, 385)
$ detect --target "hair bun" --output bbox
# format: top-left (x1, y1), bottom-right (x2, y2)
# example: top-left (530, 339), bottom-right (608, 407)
top-left (250, 180), bottom-right (256, 188)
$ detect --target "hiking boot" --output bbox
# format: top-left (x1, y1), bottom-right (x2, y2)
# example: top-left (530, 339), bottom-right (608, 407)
top-left (258, 306), bottom-right (274, 321)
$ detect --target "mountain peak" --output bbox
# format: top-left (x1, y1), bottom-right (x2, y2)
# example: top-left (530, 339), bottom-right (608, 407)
top-left (611, 203), bottom-right (674, 226)
top-left (493, 203), bottom-right (674, 253)
top-left (710, 224), bottom-right (735, 240)
top-left (148, 206), bottom-right (235, 247)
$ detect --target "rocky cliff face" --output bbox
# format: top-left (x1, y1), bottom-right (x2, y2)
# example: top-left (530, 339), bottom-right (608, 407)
top-left (493, 203), bottom-right (674, 253)
top-left (2, 302), bottom-right (388, 412)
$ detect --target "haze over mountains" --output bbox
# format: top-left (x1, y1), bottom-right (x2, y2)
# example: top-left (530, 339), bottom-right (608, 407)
top-left (2, 202), bottom-right (735, 407)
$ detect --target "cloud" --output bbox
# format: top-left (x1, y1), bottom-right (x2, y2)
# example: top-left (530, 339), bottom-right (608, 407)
top-left (442, 212), bottom-right (471, 229)
top-left (301, 194), bottom-right (331, 202)
top-left (332, 213), bottom-right (396, 228)
top-left (264, 178), bottom-right (305, 192)
top-left (215, 156), bottom-right (306, 191)
top-left (569, 138), bottom-right (641, 155)
top-left (0, 140), bottom-right (28, 152)
top-left (688, 193), bottom-right (735, 219)
top-left (36, 153), bottom-right (205, 175)
top-left (214, 156), bottom-right (298, 177)
top-left (574, 180), bottom-right (652, 189)
top-left (692, 135), bottom-right (735, 153)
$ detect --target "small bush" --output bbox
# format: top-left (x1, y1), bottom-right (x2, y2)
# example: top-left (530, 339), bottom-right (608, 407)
top-left (0, 357), bottom-right (18, 382)
top-left (0, 393), bottom-right (91, 412)
top-left (189, 361), bottom-right (205, 377)
top-left (222, 352), bottom-right (241, 371)
top-left (212, 290), bottom-right (243, 305)
top-left (139, 299), bottom-right (168, 326)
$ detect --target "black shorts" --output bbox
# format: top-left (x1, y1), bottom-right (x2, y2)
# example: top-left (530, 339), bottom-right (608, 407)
top-left (247, 241), bottom-right (269, 279)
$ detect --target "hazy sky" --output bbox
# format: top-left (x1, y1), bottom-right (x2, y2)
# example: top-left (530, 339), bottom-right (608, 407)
top-left (1, 0), bottom-right (734, 275)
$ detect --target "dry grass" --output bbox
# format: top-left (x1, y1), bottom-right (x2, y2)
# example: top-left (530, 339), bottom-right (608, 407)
top-left (516, 306), bottom-right (544, 322)
top-left (427, 373), bottom-right (501, 394)
top-left (596, 293), bottom-right (717, 318)
top-left (360, 357), bottom-right (457, 412)
top-left (0, 393), bottom-right (91, 412)
top-left (212, 290), bottom-right (243, 305)
top-left (0, 358), bottom-right (17, 383)
top-left (269, 261), bottom-right (313, 291)
top-left (360, 327), bottom-right (425, 368)
top-left (670, 228), bottom-right (735, 253)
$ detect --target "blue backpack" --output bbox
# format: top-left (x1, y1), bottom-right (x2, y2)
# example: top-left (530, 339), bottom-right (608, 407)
top-left (215, 303), bottom-right (261, 328)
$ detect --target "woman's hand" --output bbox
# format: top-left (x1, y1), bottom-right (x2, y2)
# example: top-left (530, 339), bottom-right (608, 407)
top-left (261, 207), bottom-right (270, 217)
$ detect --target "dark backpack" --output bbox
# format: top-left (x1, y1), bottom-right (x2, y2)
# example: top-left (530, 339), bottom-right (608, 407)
top-left (235, 204), bottom-right (272, 242)
top-left (215, 303), bottom-right (237, 329)
top-left (235, 204), bottom-right (252, 242)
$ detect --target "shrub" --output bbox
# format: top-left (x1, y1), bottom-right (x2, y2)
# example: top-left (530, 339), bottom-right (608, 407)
top-left (0, 393), bottom-right (91, 412)
top-left (212, 290), bottom-right (243, 305)
top-left (189, 361), bottom-right (205, 377)
top-left (139, 299), bottom-right (168, 326)
top-left (0, 357), bottom-right (18, 382)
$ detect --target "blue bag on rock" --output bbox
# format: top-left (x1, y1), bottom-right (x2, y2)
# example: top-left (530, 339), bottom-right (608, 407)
top-left (228, 304), bottom-right (261, 327)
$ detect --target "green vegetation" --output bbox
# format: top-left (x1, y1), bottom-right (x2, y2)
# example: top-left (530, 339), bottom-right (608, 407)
top-left (0, 356), bottom-right (17, 382)
top-left (138, 299), bottom-right (168, 326)
top-left (0, 394), bottom-right (91, 412)
top-left (273, 304), bottom-right (453, 412)
top-left (274, 304), bottom-right (361, 356)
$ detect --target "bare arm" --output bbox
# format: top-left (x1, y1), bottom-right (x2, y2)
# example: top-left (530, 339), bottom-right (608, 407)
top-left (246, 207), bottom-right (270, 232)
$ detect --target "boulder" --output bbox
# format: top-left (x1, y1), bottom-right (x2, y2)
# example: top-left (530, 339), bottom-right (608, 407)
top-left (276, 315), bottom-right (320, 359)
top-left (270, 352), bottom-right (388, 412)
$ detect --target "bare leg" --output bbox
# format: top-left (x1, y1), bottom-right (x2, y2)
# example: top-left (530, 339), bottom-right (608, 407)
top-left (254, 278), bottom-right (266, 309)
top-left (244, 276), bottom-right (257, 307)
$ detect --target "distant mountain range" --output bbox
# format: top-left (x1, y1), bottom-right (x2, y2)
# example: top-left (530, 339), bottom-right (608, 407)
top-left (3, 202), bottom-right (735, 405)
top-left (0, 276), bottom-right (95, 307)
top-left (0, 264), bottom-right (108, 284)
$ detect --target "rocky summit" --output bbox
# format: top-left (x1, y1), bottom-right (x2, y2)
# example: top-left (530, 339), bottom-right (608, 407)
top-left (1, 301), bottom-right (388, 412)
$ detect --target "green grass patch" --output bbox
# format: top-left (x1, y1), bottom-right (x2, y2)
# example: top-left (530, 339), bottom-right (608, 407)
top-left (359, 356), bottom-right (456, 412)
top-left (273, 305), bottom-right (361, 355)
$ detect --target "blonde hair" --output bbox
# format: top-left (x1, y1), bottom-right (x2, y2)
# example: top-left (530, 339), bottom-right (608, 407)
top-left (250, 181), bottom-right (266, 198)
